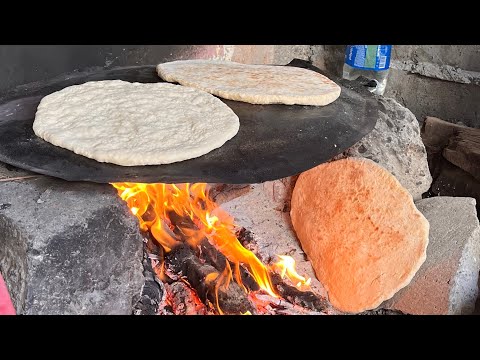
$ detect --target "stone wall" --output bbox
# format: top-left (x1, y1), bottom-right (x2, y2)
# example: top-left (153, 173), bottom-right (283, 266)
top-left (308, 45), bottom-right (480, 129)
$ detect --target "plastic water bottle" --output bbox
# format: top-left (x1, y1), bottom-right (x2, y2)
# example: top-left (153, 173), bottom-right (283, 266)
top-left (342, 45), bottom-right (392, 95)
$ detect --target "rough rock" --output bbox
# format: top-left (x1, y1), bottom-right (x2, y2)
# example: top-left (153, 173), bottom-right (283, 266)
top-left (0, 166), bottom-right (144, 314)
top-left (384, 196), bottom-right (480, 315)
top-left (342, 97), bottom-right (432, 200)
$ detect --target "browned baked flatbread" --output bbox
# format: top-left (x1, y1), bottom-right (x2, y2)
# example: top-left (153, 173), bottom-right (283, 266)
top-left (157, 60), bottom-right (341, 106)
top-left (290, 158), bottom-right (429, 313)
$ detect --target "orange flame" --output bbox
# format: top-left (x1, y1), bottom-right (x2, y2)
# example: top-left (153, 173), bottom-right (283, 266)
top-left (272, 255), bottom-right (311, 289)
top-left (111, 182), bottom-right (277, 299)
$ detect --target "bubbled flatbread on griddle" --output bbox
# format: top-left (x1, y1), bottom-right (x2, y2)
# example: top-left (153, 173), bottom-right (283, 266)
top-left (157, 60), bottom-right (341, 106)
top-left (33, 80), bottom-right (239, 166)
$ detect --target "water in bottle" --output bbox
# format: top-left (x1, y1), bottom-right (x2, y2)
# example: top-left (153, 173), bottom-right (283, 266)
top-left (343, 45), bottom-right (392, 95)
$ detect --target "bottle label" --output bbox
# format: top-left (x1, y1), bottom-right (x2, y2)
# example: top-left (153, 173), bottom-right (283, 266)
top-left (345, 45), bottom-right (392, 71)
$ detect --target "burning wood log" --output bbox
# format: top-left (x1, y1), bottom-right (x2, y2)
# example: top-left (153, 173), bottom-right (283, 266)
top-left (134, 206), bottom-right (262, 314)
top-left (235, 227), bottom-right (260, 255)
top-left (168, 211), bottom-right (260, 292)
top-left (235, 226), bottom-right (328, 309)
top-left (168, 224), bottom-right (328, 314)
top-left (165, 244), bottom-right (257, 315)
top-left (165, 282), bottom-right (210, 315)
top-left (166, 212), bottom-right (328, 314)
top-left (270, 273), bottom-right (328, 313)
top-left (198, 239), bottom-right (260, 292)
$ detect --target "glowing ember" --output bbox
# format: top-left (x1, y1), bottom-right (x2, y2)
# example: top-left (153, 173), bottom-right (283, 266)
top-left (272, 255), bottom-right (311, 289)
top-left (112, 182), bottom-right (311, 314)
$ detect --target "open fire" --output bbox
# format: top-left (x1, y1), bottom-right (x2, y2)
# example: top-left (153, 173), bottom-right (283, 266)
top-left (112, 182), bottom-right (312, 315)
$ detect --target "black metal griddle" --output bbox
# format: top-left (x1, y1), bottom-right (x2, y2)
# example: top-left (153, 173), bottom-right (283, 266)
top-left (0, 60), bottom-right (380, 184)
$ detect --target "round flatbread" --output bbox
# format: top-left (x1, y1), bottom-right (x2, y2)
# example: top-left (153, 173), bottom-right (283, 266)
top-left (290, 158), bottom-right (429, 313)
top-left (33, 80), bottom-right (240, 166)
top-left (157, 60), bottom-right (341, 106)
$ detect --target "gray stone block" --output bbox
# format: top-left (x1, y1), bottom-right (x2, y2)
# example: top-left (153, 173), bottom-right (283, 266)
top-left (343, 97), bottom-right (432, 200)
top-left (385, 196), bottom-right (480, 314)
top-left (0, 174), bottom-right (144, 314)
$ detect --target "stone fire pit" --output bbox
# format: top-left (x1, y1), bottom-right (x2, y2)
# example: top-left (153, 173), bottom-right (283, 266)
top-left (1, 96), bottom-right (479, 315)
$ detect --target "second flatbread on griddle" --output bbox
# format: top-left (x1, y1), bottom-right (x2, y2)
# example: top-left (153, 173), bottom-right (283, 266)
top-left (157, 60), bottom-right (341, 106)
